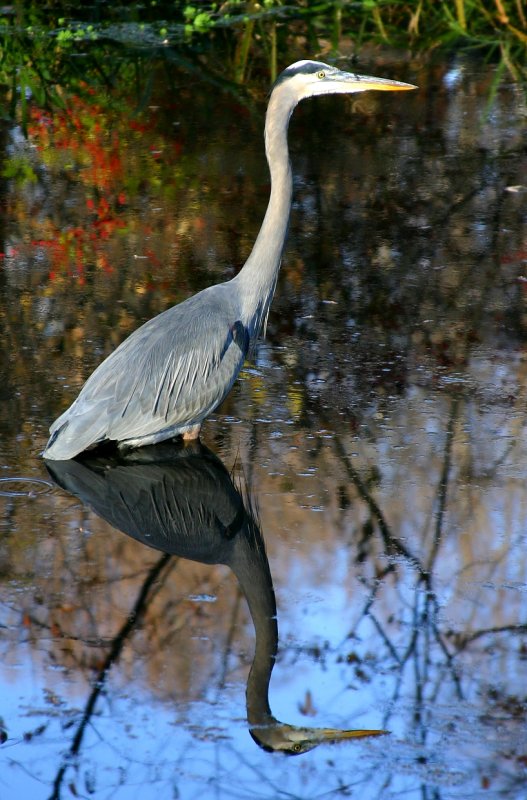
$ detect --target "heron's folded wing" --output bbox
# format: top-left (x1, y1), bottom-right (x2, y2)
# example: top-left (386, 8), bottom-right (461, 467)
top-left (103, 294), bottom-right (249, 439)
top-left (45, 287), bottom-right (248, 457)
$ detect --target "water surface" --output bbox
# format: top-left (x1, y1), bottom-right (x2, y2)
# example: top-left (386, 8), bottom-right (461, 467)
top-left (1, 54), bottom-right (527, 798)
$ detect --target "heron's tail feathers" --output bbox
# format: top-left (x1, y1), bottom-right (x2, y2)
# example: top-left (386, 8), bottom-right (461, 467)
top-left (43, 408), bottom-right (107, 460)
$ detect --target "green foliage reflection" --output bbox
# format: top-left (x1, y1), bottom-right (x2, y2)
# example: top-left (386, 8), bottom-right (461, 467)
top-left (0, 1), bottom-right (525, 131)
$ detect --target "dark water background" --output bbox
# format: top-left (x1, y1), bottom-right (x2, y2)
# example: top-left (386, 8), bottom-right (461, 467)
top-left (1, 52), bottom-right (527, 798)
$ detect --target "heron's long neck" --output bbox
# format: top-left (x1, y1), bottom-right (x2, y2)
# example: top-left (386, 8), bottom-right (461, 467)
top-left (229, 528), bottom-right (278, 726)
top-left (234, 87), bottom-right (295, 337)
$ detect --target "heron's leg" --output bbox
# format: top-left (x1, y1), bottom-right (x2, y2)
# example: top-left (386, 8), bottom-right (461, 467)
top-left (181, 424), bottom-right (201, 441)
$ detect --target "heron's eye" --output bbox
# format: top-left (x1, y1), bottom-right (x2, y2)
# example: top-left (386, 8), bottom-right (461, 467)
top-left (317, 71), bottom-right (325, 79)
top-left (293, 743), bottom-right (303, 752)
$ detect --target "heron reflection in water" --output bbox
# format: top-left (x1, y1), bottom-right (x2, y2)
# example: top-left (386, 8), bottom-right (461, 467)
top-left (44, 61), bottom-right (415, 461)
top-left (46, 443), bottom-right (386, 754)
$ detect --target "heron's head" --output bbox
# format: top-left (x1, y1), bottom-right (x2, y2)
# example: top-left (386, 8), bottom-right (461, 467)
top-left (250, 719), bottom-right (389, 756)
top-left (273, 59), bottom-right (416, 103)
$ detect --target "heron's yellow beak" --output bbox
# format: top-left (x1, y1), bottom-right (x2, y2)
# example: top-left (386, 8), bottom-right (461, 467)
top-left (317, 727), bottom-right (389, 741)
top-left (349, 75), bottom-right (417, 92)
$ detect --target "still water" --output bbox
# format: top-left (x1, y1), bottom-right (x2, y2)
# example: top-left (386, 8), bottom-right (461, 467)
top-left (1, 53), bottom-right (527, 798)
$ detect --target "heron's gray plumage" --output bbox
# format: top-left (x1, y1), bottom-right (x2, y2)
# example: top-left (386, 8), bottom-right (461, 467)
top-left (46, 286), bottom-right (248, 457)
top-left (43, 60), bottom-right (415, 460)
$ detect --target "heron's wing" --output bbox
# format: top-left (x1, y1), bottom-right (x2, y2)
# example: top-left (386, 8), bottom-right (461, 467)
top-left (45, 286), bottom-right (249, 458)
top-left (107, 301), bottom-right (249, 439)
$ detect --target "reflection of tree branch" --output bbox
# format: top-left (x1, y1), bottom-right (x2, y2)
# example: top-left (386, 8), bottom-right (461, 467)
top-left (330, 433), bottom-right (429, 581)
top-left (48, 553), bottom-right (174, 800)
top-left (427, 398), bottom-right (459, 571)
top-left (435, 184), bottom-right (485, 227)
top-left (331, 413), bottom-right (466, 726)
top-left (451, 623), bottom-right (527, 652)
top-left (368, 612), bottom-right (402, 666)
top-left (216, 586), bottom-right (243, 693)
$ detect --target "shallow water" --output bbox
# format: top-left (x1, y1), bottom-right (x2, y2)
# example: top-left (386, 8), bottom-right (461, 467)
top-left (1, 54), bottom-right (527, 798)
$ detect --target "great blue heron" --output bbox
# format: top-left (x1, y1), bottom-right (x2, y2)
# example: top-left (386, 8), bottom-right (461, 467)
top-left (46, 441), bottom-right (387, 753)
top-left (43, 60), bottom-right (415, 460)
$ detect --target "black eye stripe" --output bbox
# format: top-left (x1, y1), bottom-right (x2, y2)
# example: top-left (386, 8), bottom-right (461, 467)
top-left (272, 60), bottom-right (332, 88)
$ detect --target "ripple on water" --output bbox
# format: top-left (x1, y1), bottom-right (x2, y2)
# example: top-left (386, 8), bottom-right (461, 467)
top-left (0, 477), bottom-right (54, 497)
